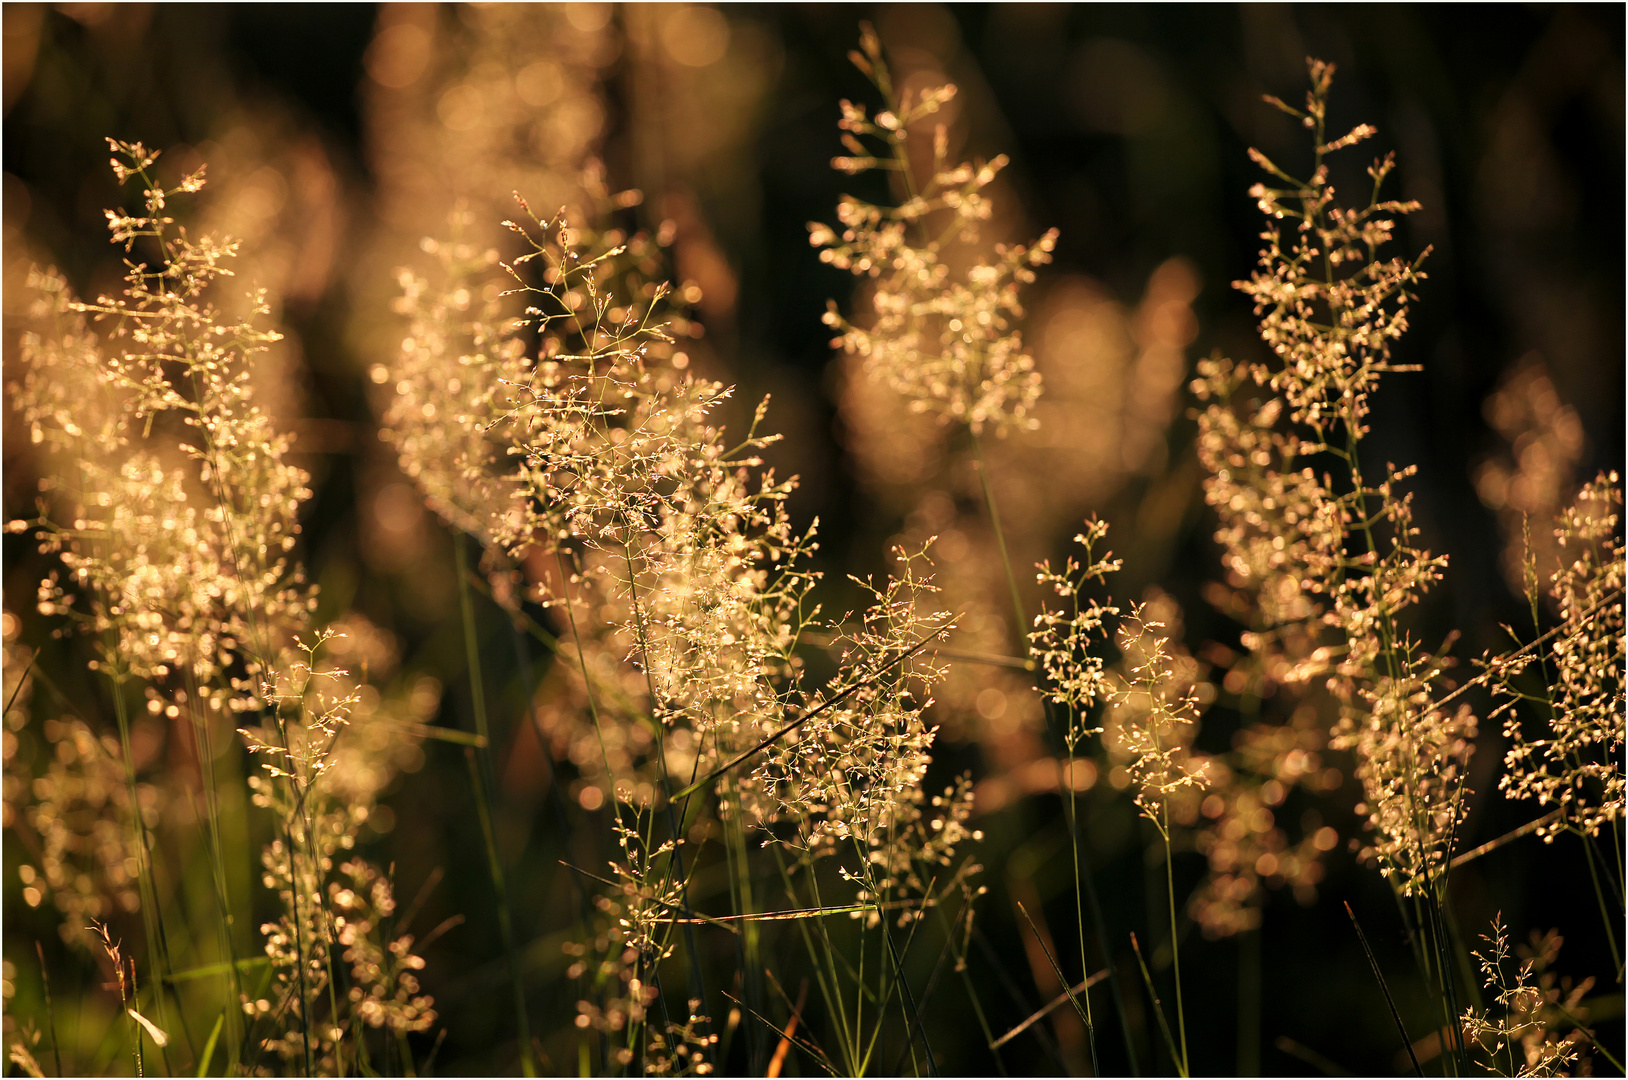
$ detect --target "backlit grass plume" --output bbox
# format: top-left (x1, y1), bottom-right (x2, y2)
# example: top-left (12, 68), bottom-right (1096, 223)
top-left (810, 23), bottom-right (1056, 437)
top-left (1460, 914), bottom-right (1595, 1077)
top-left (1498, 474), bottom-right (1625, 840)
top-left (384, 143), bottom-right (987, 1068)
top-left (7, 24), bottom-right (1623, 1079)
top-left (1192, 60), bottom-right (1470, 900)
top-left (9, 141), bottom-right (435, 1075)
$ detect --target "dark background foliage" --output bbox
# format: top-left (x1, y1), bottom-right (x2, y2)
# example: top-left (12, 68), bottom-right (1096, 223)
top-left (4, 4), bottom-right (1622, 1075)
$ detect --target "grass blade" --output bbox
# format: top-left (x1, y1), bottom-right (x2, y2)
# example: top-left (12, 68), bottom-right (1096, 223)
top-left (165, 958), bottom-right (273, 984)
top-left (4, 650), bottom-right (34, 715)
top-left (455, 537), bottom-right (536, 1076)
top-left (724, 992), bottom-right (839, 1077)
top-left (1344, 902), bottom-right (1423, 1078)
top-left (1130, 932), bottom-right (1184, 1077)
top-left (765, 980), bottom-right (807, 1079)
top-left (195, 1012), bottom-right (224, 1078)
top-left (1448, 809), bottom-right (1563, 869)
top-left (1552, 1000), bottom-right (1624, 1074)
top-left (35, 942), bottom-right (62, 1079)
top-left (879, 897), bottom-right (937, 1077)
top-left (1014, 901), bottom-right (1096, 1039)
top-left (991, 967), bottom-right (1109, 1050)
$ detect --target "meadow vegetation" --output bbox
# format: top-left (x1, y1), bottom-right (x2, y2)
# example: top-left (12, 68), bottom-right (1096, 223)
top-left (3, 15), bottom-right (1622, 1078)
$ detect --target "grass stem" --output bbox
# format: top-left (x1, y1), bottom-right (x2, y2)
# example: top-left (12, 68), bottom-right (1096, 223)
top-left (453, 536), bottom-right (536, 1077)
top-left (1128, 932), bottom-right (1184, 1077)
top-left (109, 677), bottom-right (182, 1076)
top-left (1344, 902), bottom-right (1424, 1078)
top-left (969, 430), bottom-right (1132, 1074)
top-left (1161, 824), bottom-right (1189, 1075)
top-left (1579, 832), bottom-right (1623, 975)
top-left (1014, 901), bottom-right (1097, 1047)
top-left (35, 941), bottom-right (63, 1078)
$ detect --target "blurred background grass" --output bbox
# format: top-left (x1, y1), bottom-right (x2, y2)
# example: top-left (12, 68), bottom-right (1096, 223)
top-left (3, 3), bottom-right (1623, 1075)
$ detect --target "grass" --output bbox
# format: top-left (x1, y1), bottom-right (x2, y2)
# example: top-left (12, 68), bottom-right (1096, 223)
top-left (2, 21), bottom-right (1623, 1080)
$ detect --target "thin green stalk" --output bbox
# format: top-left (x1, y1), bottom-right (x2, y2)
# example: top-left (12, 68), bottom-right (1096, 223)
top-left (969, 924), bottom-right (1071, 1071)
top-left (1431, 884), bottom-right (1470, 1076)
top-left (1160, 820), bottom-right (1189, 1076)
top-left (1014, 901), bottom-right (1094, 1040)
top-left (969, 431), bottom-right (1028, 653)
top-left (1128, 933), bottom-right (1184, 1078)
top-left (506, 625), bottom-right (596, 929)
top-left (127, 956), bottom-right (145, 1078)
top-left (195, 1012), bottom-right (224, 1078)
top-left (1062, 784), bottom-right (1101, 1077)
top-left (1434, 872), bottom-right (1483, 1019)
top-left (550, 552), bottom-right (621, 816)
top-left (396, 1028), bottom-right (420, 1077)
top-left (855, 875), bottom-right (869, 1076)
top-left (109, 678), bottom-right (182, 1076)
top-left (236, 957), bottom-right (281, 1074)
top-left (969, 430), bottom-right (1133, 1073)
top-left (36, 942), bottom-right (63, 1078)
top-left (793, 819), bottom-right (889, 1075)
top-left (183, 671), bottom-right (245, 1074)
top-left (461, 748), bottom-right (534, 1076)
top-left (719, 783), bottom-right (764, 1071)
top-left (1611, 819), bottom-right (1625, 911)
top-left (769, 843), bottom-right (860, 1074)
top-left (1552, 999), bottom-right (1624, 1073)
top-left (1345, 902), bottom-right (1424, 1078)
top-left (868, 864), bottom-right (936, 1077)
top-left (500, 621), bottom-right (605, 1071)
top-left (284, 798), bottom-right (313, 1077)
top-left (877, 921), bottom-right (929, 1077)
top-left (1417, 894), bottom-right (1463, 1077)
top-left (272, 661), bottom-right (353, 1079)
top-left (1390, 888), bottom-right (1434, 1001)
top-left (1076, 806), bottom-right (1139, 1076)
top-left (349, 1011), bottom-right (370, 1078)
top-left (615, 536), bottom-right (714, 1070)
top-left (453, 538), bottom-right (536, 1077)
top-left (931, 903), bottom-right (1007, 1076)
top-left (1597, 822), bottom-right (1624, 907)
top-left (1129, 647), bottom-right (1188, 1078)
top-left (1579, 836), bottom-right (1622, 973)
top-left (320, 903), bottom-right (347, 1078)
top-left (551, 548), bottom-right (640, 1077)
